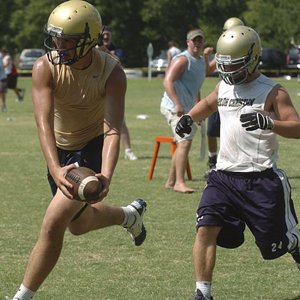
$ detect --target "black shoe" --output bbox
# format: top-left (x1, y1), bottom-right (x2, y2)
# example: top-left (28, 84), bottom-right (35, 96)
top-left (18, 88), bottom-right (26, 101)
top-left (194, 289), bottom-right (213, 300)
top-left (290, 234), bottom-right (300, 270)
top-left (203, 155), bottom-right (217, 179)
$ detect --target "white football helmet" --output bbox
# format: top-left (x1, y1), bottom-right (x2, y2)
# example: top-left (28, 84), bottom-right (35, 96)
top-left (215, 26), bottom-right (262, 85)
top-left (44, 0), bottom-right (102, 65)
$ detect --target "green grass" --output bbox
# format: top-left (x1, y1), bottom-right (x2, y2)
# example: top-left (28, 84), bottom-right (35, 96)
top-left (1, 75), bottom-right (300, 299)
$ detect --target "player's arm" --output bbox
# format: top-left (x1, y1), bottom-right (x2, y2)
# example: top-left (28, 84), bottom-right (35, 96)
top-left (32, 56), bottom-right (74, 197)
top-left (240, 85), bottom-right (300, 138)
top-left (189, 83), bottom-right (219, 121)
top-left (101, 64), bottom-right (127, 185)
top-left (163, 55), bottom-right (187, 117)
top-left (203, 47), bottom-right (216, 76)
top-left (268, 85), bottom-right (300, 138)
top-left (176, 83), bottom-right (219, 138)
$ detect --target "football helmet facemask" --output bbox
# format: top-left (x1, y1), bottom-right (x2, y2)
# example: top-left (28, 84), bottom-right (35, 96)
top-left (215, 26), bottom-right (262, 85)
top-left (44, 0), bottom-right (102, 65)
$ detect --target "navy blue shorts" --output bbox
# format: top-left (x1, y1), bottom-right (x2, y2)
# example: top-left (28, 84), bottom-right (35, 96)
top-left (196, 169), bottom-right (299, 260)
top-left (47, 135), bottom-right (104, 196)
top-left (207, 111), bottom-right (220, 137)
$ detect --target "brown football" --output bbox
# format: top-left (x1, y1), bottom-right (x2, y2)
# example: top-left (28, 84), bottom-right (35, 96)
top-left (65, 167), bottom-right (103, 202)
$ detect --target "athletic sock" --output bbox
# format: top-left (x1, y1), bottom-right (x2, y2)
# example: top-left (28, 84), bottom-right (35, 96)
top-left (196, 281), bottom-right (211, 299)
top-left (289, 232), bottom-right (299, 252)
top-left (208, 152), bottom-right (217, 158)
top-left (121, 205), bottom-right (135, 227)
top-left (13, 284), bottom-right (35, 300)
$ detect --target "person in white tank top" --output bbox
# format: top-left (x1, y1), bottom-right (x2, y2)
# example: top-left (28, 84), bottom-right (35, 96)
top-left (166, 40), bottom-right (181, 68)
top-left (176, 26), bottom-right (300, 300)
top-left (101, 25), bottom-right (138, 161)
top-left (8, 2), bottom-right (147, 300)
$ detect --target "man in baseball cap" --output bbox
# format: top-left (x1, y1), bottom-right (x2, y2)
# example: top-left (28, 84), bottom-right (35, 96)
top-left (160, 27), bottom-right (207, 193)
top-left (187, 29), bottom-right (205, 40)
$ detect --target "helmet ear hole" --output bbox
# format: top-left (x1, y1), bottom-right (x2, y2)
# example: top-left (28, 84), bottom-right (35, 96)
top-left (44, 0), bottom-right (102, 65)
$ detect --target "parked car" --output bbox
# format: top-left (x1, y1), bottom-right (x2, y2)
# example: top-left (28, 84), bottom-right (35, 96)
top-left (259, 48), bottom-right (287, 75)
top-left (286, 45), bottom-right (300, 69)
top-left (18, 48), bottom-right (45, 72)
top-left (150, 50), bottom-right (168, 75)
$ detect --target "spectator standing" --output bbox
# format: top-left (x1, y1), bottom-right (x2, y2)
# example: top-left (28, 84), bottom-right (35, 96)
top-left (101, 25), bottom-right (138, 161)
top-left (7, 1), bottom-right (147, 299)
top-left (166, 40), bottom-right (181, 68)
top-left (160, 29), bottom-right (207, 193)
top-left (2, 49), bottom-right (25, 102)
top-left (176, 25), bottom-right (300, 300)
top-left (0, 49), bottom-right (7, 112)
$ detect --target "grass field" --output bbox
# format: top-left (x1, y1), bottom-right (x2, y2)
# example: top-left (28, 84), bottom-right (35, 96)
top-left (1, 75), bottom-right (300, 300)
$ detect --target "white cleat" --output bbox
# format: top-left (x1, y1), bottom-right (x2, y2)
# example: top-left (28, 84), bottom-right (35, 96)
top-left (124, 199), bottom-right (147, 246)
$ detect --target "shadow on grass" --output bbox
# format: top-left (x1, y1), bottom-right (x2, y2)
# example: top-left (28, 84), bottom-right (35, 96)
top-left (284, 296), bottom-right (300, 300)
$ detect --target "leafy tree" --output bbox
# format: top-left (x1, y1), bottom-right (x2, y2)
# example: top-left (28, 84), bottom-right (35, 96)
top-left (244, 0), bottom-right (300, 51)
top-left (141, 0), bottom-right (201, 56)
top-left (94, 0), bottom-right (146, 67)
top-left (1, 0), bottom-right (299, 66)
top-left (198, 0), bottom-right (247, 47)
top-left (4, 0), bottom-right (62, 57)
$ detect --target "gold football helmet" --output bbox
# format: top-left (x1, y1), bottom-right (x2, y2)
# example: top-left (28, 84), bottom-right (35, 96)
top-left (223, 17), bottom-right (244, 31)
top-left (44, 0), bottom-right (102, 65)
top-left (215, 26), bottom-right (262, 85)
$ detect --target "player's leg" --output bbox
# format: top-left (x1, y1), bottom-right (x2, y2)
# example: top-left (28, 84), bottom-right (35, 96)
top-left (275, 169), bottom-right (300, 269)
top-left (193, 226), bottom-right (220, 300)
top-left (204, 112), bottom-right (220, 178)
top-left (68, 198), bottom-right (147, 246)
top-left (7, 74), bottom-right (22, 101)
top-left (122, 120), bottom-right (138, 160)
top-left (193, 170), bottom-right (246, 299)
top-left (0, 80), bottom-right (7, 112)
top-left (69, 202), bottom-right (124, 232)
top-left (241, 169), bottom-right (300, 269)
top-left (20, 190), bottom-right (84, 293)
top-left (204, 136), bottom-right (218, 177)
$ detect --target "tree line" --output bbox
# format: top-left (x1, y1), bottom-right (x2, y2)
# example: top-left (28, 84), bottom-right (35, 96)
top-left (1, 0), bottom-right (299, 67)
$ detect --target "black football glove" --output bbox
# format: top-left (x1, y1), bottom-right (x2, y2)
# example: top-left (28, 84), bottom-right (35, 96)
top-left (240, 112), bottom-right (274, 131)
top-left (175, 115), bottom-right (193, 137)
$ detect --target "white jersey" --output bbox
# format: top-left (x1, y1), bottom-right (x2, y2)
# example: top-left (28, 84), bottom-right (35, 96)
top-left (3, 54), bottom-right (12, 75)
top-left (169, 46), bottom-right (181, 60)
top-left (217, 74), bottom-right (278, 172)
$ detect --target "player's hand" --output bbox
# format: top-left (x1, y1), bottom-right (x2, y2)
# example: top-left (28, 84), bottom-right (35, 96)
top-left (93, 174), bottom-right (110, 202)
top-left (203, 47), bottom-right (214, 58)
top-left (53, 164), bottom-right (77, 199)
top-left (176, 114), bottom-right (193, 137)
top-left (240, 112), bottom-right (274, 131)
